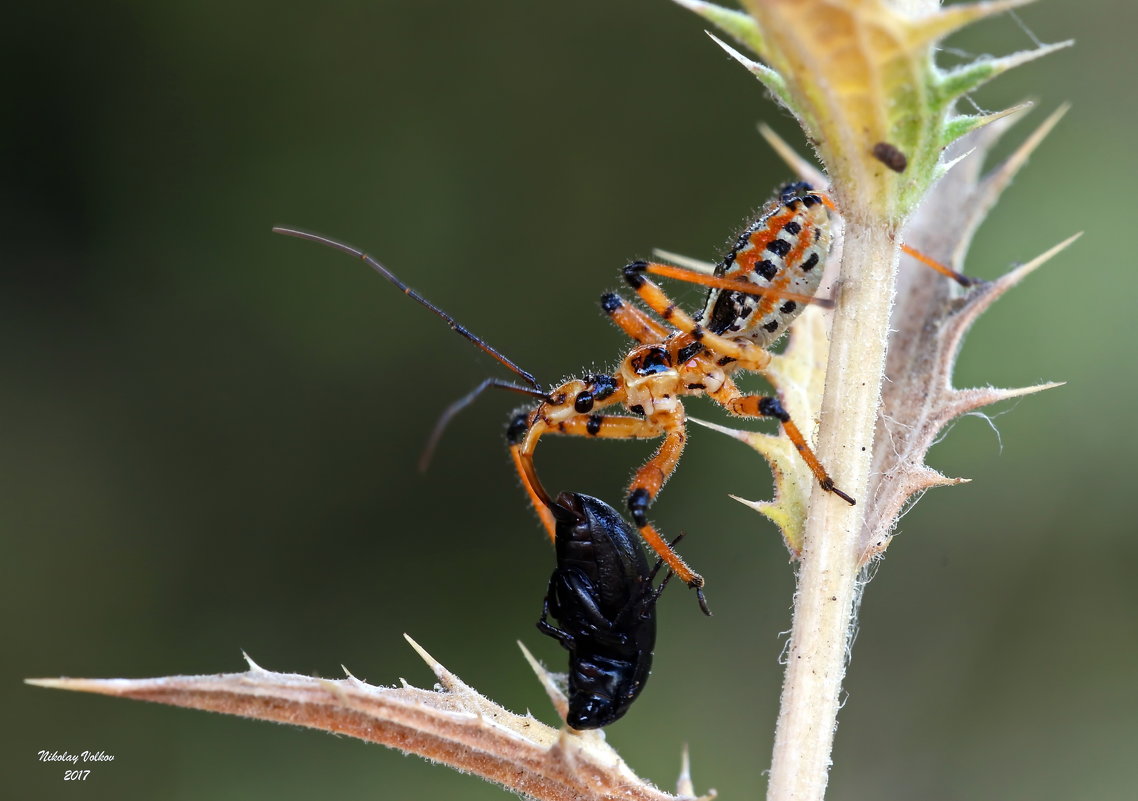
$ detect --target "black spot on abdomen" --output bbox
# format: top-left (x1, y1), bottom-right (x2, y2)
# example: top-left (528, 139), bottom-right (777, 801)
top-left (766, 239), bottom-right (792, 257)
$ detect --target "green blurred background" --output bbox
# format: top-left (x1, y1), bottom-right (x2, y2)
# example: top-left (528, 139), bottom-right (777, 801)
top-left (5, 1), bottom-right (1135, 799)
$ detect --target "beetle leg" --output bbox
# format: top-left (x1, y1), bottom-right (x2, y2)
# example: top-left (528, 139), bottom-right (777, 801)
top-left (649, 569), bottom-right (676, 601)
top-left (557, 569), bottom-right (616, 634)
top-left (537, 576), bottom-right (577, 648)
top-left (536, 615), bottom-right (576, 649)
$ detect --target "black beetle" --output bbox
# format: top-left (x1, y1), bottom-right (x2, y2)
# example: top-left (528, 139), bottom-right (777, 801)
top-left (537, 492), bottom-right (674, 729)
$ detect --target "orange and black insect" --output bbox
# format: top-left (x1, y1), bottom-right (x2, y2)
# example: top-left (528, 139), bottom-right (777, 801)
top-left (275, 181), bottom-right (973, 612)
top-left (503, 183), bottom-right (852, 612)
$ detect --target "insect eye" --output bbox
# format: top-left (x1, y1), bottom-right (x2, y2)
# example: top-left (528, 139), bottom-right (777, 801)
top-left (588, 374), bottom-right (618, 401)
top-left (632, 347), bottom-right (671, 376)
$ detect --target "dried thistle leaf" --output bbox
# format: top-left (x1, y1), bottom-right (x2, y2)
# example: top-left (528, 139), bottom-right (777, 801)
top-left (860, 108), bottom-right (1079, 560)
top-left (27, 637), bottom-right (708, 801)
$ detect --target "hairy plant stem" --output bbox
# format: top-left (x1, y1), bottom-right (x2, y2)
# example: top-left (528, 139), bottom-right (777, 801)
top-left (767, 220), bottom-right (900, 801)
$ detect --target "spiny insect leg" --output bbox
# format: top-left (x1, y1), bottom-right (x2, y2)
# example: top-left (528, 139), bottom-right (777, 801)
top-left (506, 390), bottom-right (643, 543)
top-left (900, 243), bottom-right (978, 287)
top-left (509, 438), bottom-right (558, 543)
top-left (622, 267), bottom-right (762, 362)
top-left (600, 292), bottom-right (668, 343)
top-left (807, 194), bottom-right (977, 287)
top-left (622, 409), bottom-right (709, 611)
top-left (636, 260), bottom-right (834, 308)
top-left (709, 378), bottom-right (856, 505)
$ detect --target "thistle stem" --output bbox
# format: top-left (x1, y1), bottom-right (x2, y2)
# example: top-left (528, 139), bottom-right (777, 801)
top-left (767, 220), bottom-right (900, 801)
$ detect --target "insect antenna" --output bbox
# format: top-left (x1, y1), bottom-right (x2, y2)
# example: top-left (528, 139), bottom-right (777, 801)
top-left (419, 377), bottom-right (547, 472)
top-left (272, 226), bottom-right (542, 389)
top-left (274, 226), bottom-right (549, 467)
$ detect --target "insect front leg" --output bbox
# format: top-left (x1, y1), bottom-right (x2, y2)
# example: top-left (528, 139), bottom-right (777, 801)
top-left (506, 376), bottom-right (628, 543)
top-left (512, 402), bottom-right (707, 611)
top-left (643, 531), bottom-right (684, 593)
top-left (621, 408), bottom-right (711, 613)
top-left (509, 409), bottom-right (656, 542)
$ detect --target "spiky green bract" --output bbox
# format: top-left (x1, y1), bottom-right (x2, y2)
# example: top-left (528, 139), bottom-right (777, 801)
top-left (674, 0), bottom-right (1070, 224)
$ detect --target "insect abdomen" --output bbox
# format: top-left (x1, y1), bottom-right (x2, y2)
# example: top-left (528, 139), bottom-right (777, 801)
top-left (702, 185), bottom-right (831, 346)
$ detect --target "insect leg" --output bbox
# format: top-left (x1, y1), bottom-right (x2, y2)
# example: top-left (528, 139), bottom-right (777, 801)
top-left (505, 376), bottom-right (631, 541)
top-left (646, 532), bottom-right (685, 583)
top-left (621, 269), bottom-right (852, 506)
top-left (537, 577), bottom-right (576, 648)
top-left (632, 260), bottom-right (835, 308)
top-left (508, 410), bottom-right (662, 542)
top-left (621, 408), bottom-right (711, 612)
top-left (557, 570), bottom-right (619, 635)
top-left (621, 268), bottom-right (770, 363)
top-left (806, 194), bottom-right (977, 287)
top-left (599, 292), bottom-right (669, 343)
top-left (512, 405), bottom-right (707, 610)
top-left (900, 243), bottom-right (978, 288)
top-left (708, 376), bottom-right (855, 505)
top-left (508, 412), bottom-right (559, 542)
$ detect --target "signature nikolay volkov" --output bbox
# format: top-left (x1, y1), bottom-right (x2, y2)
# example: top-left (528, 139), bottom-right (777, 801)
top-left (38, 749), bottom-right (115, 764)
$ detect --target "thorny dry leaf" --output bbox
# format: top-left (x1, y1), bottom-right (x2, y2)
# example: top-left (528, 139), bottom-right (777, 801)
top-left (690, 105), bottom-right (1076, 559)
top-left (861, 104), bottom-right (1074, 560)
top-left (27, 636), bottom-right (714, 801)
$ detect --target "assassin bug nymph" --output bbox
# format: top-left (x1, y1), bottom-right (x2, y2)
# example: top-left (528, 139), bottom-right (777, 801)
top-left (505, 182), bottom-right (851, 612)
top-left (503, 182), bottom-right (975, 610)
top-left (539, 491), bottom-right (674, 729)
top-left (274, 181), bottom-right (973, 613)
